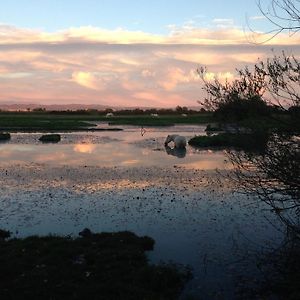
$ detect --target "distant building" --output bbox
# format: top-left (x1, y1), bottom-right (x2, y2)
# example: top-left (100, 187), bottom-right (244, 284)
top-left (150, 113), bottom-right (159, 117)
top-left (106, 113), bottom-right (114, 117)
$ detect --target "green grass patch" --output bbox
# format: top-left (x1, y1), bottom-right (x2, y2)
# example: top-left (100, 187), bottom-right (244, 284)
top-left (0, 115), bottom-right (94, 131)
top-left (39, 134), bottom-right (61, 143)
top-left (0, 112), bottom-right (213, 131)
top-left (0, 132), bottom-right (11, 141)
top-left (205, 123), bottom-right (222, 132)
top-left (189, 132), bottom-right (269, 152)
top-left (0, 229), bottom-right (190, 299)
top-left (106, 114), bottom-right (213, 126)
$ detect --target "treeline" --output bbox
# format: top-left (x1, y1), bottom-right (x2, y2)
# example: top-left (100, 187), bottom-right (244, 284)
top-left (0, 106), bottom-right (207, 115)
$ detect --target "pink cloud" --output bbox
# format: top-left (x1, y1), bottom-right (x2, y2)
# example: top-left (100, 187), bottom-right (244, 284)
top-left (0, 24), bottom-right (299, 107)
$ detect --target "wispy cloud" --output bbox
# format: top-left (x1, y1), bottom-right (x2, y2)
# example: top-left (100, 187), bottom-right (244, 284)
top-left (249, 15), bottom-right (267, 20)
top-left (212, 18), bottom-right (235, 28)
top-left (0, 23), bottom-right (298, 46)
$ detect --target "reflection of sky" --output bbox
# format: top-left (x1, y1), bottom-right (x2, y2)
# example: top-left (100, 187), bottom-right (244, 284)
top-left (0, 162), bottom-right (284, 298)
top-left (0, 143), bottom-right (229, 169)
top-left (0, 126), bottom-right (284, 298)
top-left (0, 126), bottom-right (230, 169)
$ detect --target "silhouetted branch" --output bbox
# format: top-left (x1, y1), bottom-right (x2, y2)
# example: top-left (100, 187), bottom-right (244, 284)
top-left (249, 0), bottom-right (300, 43)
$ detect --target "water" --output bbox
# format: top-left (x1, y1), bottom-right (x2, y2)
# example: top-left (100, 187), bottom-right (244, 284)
top-left (0, 124), bottom-right (284, 299)
top-left (0, 124), bottom-right (229, 169)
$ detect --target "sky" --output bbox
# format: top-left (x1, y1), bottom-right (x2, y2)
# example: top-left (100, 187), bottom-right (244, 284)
top-left (0, 0), bottom-right (299, 108)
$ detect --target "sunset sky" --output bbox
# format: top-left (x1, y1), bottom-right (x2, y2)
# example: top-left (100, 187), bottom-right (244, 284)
top-left (0, 0), bottom-right (299, 108)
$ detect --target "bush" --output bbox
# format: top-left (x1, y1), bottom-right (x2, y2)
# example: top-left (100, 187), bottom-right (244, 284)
top-left (0, 230), bottom-right (190, 299)
top-left (214, 95), bottom-right (271, 122)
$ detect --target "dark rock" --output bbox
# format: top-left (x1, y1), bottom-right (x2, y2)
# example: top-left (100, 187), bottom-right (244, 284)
top-left (39, 134), bottom-right (61, 143)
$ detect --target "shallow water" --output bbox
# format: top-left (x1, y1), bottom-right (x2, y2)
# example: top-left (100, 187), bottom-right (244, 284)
top-left (0, 124), bottom-right (229, 169)
top-left (0, 125), bottom-right (284, 299)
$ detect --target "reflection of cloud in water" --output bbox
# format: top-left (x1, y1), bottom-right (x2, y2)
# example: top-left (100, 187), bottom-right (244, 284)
top-left (183, 157), bottom-right (231, 170)
top-left (121, 159), bottom-right (141, 166)
top-left (142, 149), bottom-right (151, 155)
top-left (0, 137), bottom-right (229, 170)
top-left (73, 144), bottom-right (96, 154)
top-left (35, 152), bottom-right (68, 163)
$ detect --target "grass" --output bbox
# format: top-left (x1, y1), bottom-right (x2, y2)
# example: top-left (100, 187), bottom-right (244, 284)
top-left (0, 229), bottom-right (190, 300)
top-left (205, 123), bottom-right (222, 132)
top-left (0, 132), bottom-right (11, 140)
top-left (39, 134), bottom-right (61, 143)
top-left (106, 114), bottom-right (213, 126)
top-left (0, 112), bottom-right (213, 131)
top-left (188, 132), bottom-right (269, 152)
top-left (0, 113), bottom-right (96, 131)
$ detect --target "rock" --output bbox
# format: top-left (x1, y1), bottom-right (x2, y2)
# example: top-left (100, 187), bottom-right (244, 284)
top-left (0, 133), bottom-right (11, 141)
top-left (39, 134), bottom-right (61, 143)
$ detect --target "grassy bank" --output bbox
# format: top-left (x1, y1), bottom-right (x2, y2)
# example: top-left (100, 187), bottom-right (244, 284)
top-left (189, 132), bottom-right (269, 152)
top-left (0, 112), bottom-right (213, 131)
top-left (0, 229), bottom-right (190, 299)
top-left (106, 114), bottom-right (213, 126)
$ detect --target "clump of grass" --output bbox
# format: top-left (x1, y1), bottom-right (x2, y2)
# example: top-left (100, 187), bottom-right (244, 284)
top-left (39, 134), bottom-right (61, 143)
top-left (0, 229), bottom-right (10, 240)
top-left (188, 132), bottom-right (269, 152)
top-left (205, 123), bottom-right (222, 132)
top-left (0, 132), bottom-right (11, 141)
top-left (0, 230), bottom-right (191, 299)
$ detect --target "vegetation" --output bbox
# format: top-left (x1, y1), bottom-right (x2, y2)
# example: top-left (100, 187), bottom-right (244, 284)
top-left (196, 4), bottom-right (300, 296)
top-left (236, 233), bottom-right (300, 299)
top-left (189, 132), bottom-right (269, 152)
top-left (0, 229), bottom-right (190, 300)
top-left (39, 134), bottom-right (61, 143)
top-left (0, 132), bottom-right (11, 141)
top-left (106, 114), bottom-right (212, 126)
top-left (199, 48), bottom-right (300, 233)
top-left (0, 112), bottom-right (213, 131)
top-left (205, 123), bottom-right (222, 132)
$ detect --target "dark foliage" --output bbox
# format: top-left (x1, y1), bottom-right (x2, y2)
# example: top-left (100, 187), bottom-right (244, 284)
top-left (189, 132), bottom-right (269, 153)
top-left (0, 230), bottom-right (190, 300)
top-left (199, 52), bottom-right (300, 125)
top-left (0, 132), bottom-right (11, 141)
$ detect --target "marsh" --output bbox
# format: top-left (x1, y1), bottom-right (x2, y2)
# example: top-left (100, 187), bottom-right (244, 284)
top-left (0, 124), bottom-right (285, 299)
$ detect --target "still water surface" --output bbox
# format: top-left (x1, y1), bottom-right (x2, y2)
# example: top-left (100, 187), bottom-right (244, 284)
top-left (0, 125), bottom-right (284, 299)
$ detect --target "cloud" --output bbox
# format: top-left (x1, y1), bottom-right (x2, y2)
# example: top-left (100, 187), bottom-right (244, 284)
top-left (0, 72), bottom-right (32, 79)
top-left (72, 71), bottom-right (99, 89)
top-left (204, 71), bottom-right (234, 82)
top-left (1, 23), bottom-right (299, 46)
top-left (249, 16), bottom-right (267, 20)
top-left (212, 18), bottom-right (235, 28)
top-left (74, 144), bottom-right (96, 153)
top-left (0, 24), bottom-right (299, 107)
